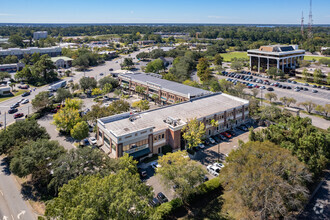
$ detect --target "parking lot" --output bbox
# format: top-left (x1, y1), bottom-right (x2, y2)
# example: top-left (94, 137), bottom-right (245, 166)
top-left (215, 71), bottom-right (330, 107)
top-left (138, 122), bottom-right (263, 203)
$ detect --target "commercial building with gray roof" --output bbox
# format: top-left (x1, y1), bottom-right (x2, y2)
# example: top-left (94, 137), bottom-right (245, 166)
top-left (118, 72), bottom-right (212, 104)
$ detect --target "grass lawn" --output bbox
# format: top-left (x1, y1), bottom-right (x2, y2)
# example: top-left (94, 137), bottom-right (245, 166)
top-left (0, 90), bottom-right (25, 103)
top-left (221, 52), bottom-right (247, 62)
top-left (304, 56), bottom-right (330, 61)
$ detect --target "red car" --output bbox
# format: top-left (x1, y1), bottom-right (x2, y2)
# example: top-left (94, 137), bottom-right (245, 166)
top-left (14, 113), bottom-right (24, 119)
top-left (221, 132), bottom-right (232, 138)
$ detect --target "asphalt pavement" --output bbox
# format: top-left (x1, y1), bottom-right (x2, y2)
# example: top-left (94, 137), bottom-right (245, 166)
top-left (0, 156), bottom-right (36, 220)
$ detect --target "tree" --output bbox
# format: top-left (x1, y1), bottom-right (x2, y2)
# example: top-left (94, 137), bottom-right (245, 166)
top-left (8, 34), bottom-right (23, 47)
top-left (0, 119), bottom-right (49, 155)
top-left (265, 92), bottom-right (277, 103)
top-left (299, 100), bottom-right (316, 113)
top-left (121, 58), bottom-right (134, 69)
top-left (98, 76), bottom-right (118, 89)
top-left (65, 98), bottom-right (83, 110)
top-left (113, 88), bottom-right (122, 98)
top-left (135, 85), bottom-right (146, 97)
top-left (0, 72), bottom-right (11, 82)
top-left (209, 80), bottom-right (221, 92)
top-left (182, 118), bottom-right (206, 149)
top-left (233, 83), bottom-right (246, 97)
top-left (32, 91), bottom-right (51, 111)
top-left (151, 94), bottom-right (159, 104)
top-left (70, 121), bottom-right (89, 140)
top-left (267, 67), bottom-right (283, 79)
top-left (33, 54), bottom-right (57, 82)
top-left (145, 58), bottom-right (165, 73)
top-left (132, 100), bottom-right (150, 111)
top-left (324, 104), bottom-right (330, 117)
top-left (197, 58), bottom-right (211, 82)
top-left (79, 77), bottom-right (97, 92)
top-left (231, 60), bottom-right (243, 71)
top-left (55, 88), bottom-right (72, 103)
top-left (280, 96), bottom-right (296, 107)
top-left (157, 151), bottom-right (207, 200)
top-left (91, 87), bottom-right (102, 96)
top-left (251, 88), bottom-right (259, 97)
top-left (220, 141), bottom-right (311, 219)
top-left (302, 68), bottom-right (309, 81)
top-left (102, 83), bottom-right (113, 95)
top-left (10, 139), bottom-right (65, 178)
top-left (136, 52), bottom-right (149, 60)
top-left (53, 107), bottom-right (81, 133)
top-left (45, 170), bottom-right (152, 219)
top-left (9, 82), bottom-right (15, 91)
top-left (214, 54), bottom-right (223, 66)
top-left (219, 79), bottom-right (233, 92)
top-left (313, 68), bottom-right (323, 84)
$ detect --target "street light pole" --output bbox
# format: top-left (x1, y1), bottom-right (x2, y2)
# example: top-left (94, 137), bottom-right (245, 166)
top-left (218, 143), bottom-right (220, 162)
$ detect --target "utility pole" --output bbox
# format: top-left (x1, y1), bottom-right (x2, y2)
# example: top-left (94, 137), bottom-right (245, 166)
top-left (260, 88), bottom-right (263, 106)
top-left (4, 112), bottom-right (6, 130)
top-left (218, 143), bottom-right (220, 162)
top-left (301, 11), bottom-right (304, 36)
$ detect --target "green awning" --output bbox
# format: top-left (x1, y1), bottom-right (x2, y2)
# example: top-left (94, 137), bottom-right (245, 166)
top-left (129, 148), bottom-right (151, 159)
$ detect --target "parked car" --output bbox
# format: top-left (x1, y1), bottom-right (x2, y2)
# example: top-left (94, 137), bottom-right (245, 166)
top-left (203, 175), bottom-right (209, 182)
top-left (267, 87), bottom-right (274, 91)
top-left (14, 113), bottom-right (24, 119)
top-left (21, 99), bottom-right (29, 104)
top-left (89, 137), bottom-right (97, 145)
top-left (21, 91), bottom-right (30, 97)
top-left (227, 130), bottom-right (236, 136)
top-left (11, 103), bottom-right (19, 108)
top-left (150, 162), bottom-right (161, 170)
top-left (218, 134), bottom-right (226, 140)
top-left (109, 68), bottom-right (114, 71)
top-left (80, 138), bottom-right (90, 146)
top-left (198, 143), bottom-right (205, 149)
top-left (157, 192), bottom-right (168, 203)
top-left (138, 169), bottom-right (147, 178)
top-left (213, 135), bottom-right (221, 143)
top-left (213, 162), bottom-right (225, 169)
top-left (312, 89), bottom-right (318, 93)
top-left (100, 73), bottom-right (104, 76)
top-left (51, 109), bottom-right (58, 113)
top-left (207, 165), bottom-right (220, 176)
top-left (221, 132), bottom-right (232, 138)
top-left (208, 137), bottom-right (216, 144)
top-left (149, 198), bottom-right (160, 207)
top-left (8, 108), bottom-right (18, 114)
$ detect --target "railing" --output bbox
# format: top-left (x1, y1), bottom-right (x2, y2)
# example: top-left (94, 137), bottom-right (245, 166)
top-left (124, 144), bottom-right (149, 154)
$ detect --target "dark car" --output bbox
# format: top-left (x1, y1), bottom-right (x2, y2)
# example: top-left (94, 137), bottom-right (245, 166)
top-left (218, 134), bottom-right (226, 140)
top-left (51, 109), bottom-right (58, 113)
top-left (267, 87), bottom-right (274, 91)
top-left (14, 113), bottom-right (24, 119)
top-left (157, 192), bottom-right (168, 203)
top-left (227, 130), bottom-right (236, 136)
top-left (8, 108), bottom-right (18, 114)
top-left (237, 125), bottom-right (248, 131)
top-left (303, 87), bottom-right (309, 91)
top-left (21, 92), bottom-right (30, 97)
top-left (149, 198), bottom-right (160, 207)
top-left (287, 86), bottom-right (292, 89)
top-left (203, 175), bottom-right (209, 182)
top-left (11, 103), bottom-right (19, 108)
top-left (213, 135), bottom-right (221, 143)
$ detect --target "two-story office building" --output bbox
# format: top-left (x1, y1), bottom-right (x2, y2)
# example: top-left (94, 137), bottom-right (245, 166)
top-left (247, 45), bottom-right (305, 73)
top-left (118, 72), bottom-right (211, 104)
top-left (97, 93), bottom-right (249, 159)
top-left (0, 46), bottom-right (62, 59)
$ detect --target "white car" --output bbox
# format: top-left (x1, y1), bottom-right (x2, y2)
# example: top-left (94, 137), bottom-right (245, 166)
top-left (208, 137), bottom-right (216, 144)
top-left (89, 137), bottom-right (97, 145)
top-left (207, 165), bottom-right (220, 176)
top-left (213, 162), bottom-right (225, 169)
top-left (198, 143), bottom-right (205, 149)
top-left (21, 99), bottom-right (29, 104)
top-left (150, 162), bottom-right (161, 169)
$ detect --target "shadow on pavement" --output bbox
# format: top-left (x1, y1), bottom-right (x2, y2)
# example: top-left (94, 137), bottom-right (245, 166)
top-left (0, 157), bottom-right (11, 175)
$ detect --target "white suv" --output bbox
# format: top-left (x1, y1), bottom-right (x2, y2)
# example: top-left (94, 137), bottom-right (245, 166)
top-left (207, 165), bottom-right (220, 176)
top-left (213, 162), bottom-right (225, 169)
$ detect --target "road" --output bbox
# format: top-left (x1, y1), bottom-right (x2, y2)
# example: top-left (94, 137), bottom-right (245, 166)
top-left (0, 48), bottom-right (149, 128)
top-left (0, 157), bottom-right (36, 220)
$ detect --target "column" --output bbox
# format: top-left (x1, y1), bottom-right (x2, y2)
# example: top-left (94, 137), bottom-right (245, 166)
top-left (282, 59), bottom-right (284, 72)
top-left (277, 59), bottom-right (280, 69)
top-left (294, 57), bottom-right (296, 67)
top-left (249, 56), bottom-right (252, 71)
top-left (258, 57), bottom-right (260, 73)
top-left (267, 58), bottom-right (269, 71)
top-left (286, 58), bottom-right (289, 67)
top-left (290, 57), bottom-right (293, 68)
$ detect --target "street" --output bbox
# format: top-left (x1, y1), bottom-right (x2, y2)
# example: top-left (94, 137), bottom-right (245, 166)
top-left (0, 157), bottom-right (36, 220)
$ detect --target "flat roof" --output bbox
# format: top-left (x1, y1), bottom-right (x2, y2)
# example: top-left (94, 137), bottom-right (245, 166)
top-left (50, 56), bottom-right (73, 62)
top-left (99, 93), bottom-right (249, 137)
top-left (247, 49), bottom-right (305, 56)
top-left (120, 72), bottom-right (211, 98)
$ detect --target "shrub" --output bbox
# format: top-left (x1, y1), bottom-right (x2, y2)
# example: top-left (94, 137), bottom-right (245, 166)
top-left (151, 198), bottom-right (183, 220)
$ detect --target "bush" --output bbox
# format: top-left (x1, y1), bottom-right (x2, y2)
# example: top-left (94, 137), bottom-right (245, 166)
top-left (187, 177), bottom-right (221, 202)
top-left (161, 145), bottom-right (172, 155)
top-left (187, 148), bottom-right (195, 155)
top-left (28, 112), bottom-right (41, 120)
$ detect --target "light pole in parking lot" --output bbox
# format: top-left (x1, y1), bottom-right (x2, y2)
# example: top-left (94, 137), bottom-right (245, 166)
top-left (217, 143), bottom-right (220, 162)
top-left (260, 88), bottom-right (263, 106)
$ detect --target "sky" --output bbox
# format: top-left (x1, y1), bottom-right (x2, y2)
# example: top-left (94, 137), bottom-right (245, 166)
top-left (0, 0), bottom-right (329, 24)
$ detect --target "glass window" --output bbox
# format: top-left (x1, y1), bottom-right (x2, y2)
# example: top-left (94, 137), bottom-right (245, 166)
top-left (162, 134), bottom-right (164, 139)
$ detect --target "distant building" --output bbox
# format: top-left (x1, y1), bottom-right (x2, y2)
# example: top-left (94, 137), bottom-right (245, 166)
top-left (0, 63), bottom-right (25, 72)
top-left (118, 72), bottom-right (211, 104)
top-left (247, 45), bottom-right (305, 73)
top-left (0, 46), bottom-right (62, 59)
top-left (33, 31), bottom-right (48, 40)
top-left (50, 56), bottom-right (73, 69)
top-left (97, 93), bottom-right (249, 159)
top-left (135, 40), bottom-right (155, 46)
top-left (159, 57), bottom-right (174, 67)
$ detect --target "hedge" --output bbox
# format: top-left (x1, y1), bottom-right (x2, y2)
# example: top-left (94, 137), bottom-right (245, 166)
top-left (151, 198), bottom-right (183, 220)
